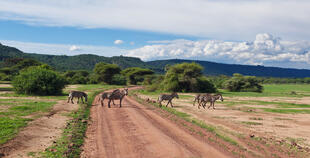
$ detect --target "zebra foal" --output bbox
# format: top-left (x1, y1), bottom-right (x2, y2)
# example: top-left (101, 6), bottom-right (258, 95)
top-left (67, 91), bottom-right (88, 104)
top-left (158, 92), bottom-right (179, 107)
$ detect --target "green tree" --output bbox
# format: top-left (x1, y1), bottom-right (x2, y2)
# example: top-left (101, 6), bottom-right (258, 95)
top-left (162, 62), bottom-right (216, 92)
top-left (0, 58), bottom-right (44, 81)
top-left (93, 62), bottom-right (121, 84)
top-left (12, 66), bottom-right (66, 95)
top-left (63, 70), bottom-right (90, 84)
top-left (121, 67), bottom-right (154, 85)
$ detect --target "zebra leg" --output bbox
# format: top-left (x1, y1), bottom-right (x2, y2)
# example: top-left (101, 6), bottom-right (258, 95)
top-left (170, 101), bottom-right (174, 107)
top-left (193, 98), bottom-right (196, 106)
top-left (112, 99), bottom-right (116, 105)
top-left (208, 102), bottom-right (212, 109)
top-left (158, 100), bottom-right (162, 107)
top-left (198, 101), bottom-right (203, 109)
top-left (101, 99), bottom-right (104, 106)
top-left (108, 99), bottom-right (112, 108)
top-left (67, 96), bottom-right (70, 103)
top-left (202, 102), bottom-right (206, 109)
top-left (166, 100), bottom-right (170, 107)
top-left (81, 97), bottom-right (84, 104)
top-left (71, 97), bottom-right (74, 104)
top-left (213, 102), bottom-right (216, 109)
top-left (119, 99), bottom-right (122, 108)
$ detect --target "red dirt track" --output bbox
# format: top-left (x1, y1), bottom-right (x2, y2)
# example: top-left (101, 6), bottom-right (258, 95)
top-left (81, 89), bottom-right (229, 158)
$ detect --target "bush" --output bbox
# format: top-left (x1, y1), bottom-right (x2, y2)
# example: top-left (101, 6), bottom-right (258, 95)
top-left (63, 70), bottom-right (90, 84)
top-left (111, 74), bottom-right (127, 85)
top-left (223, 73), bottom-right (263, 92)
top-left (144, 75), bottom-right (164, 92)
top-left (12, 67), bottom-right (67, 95)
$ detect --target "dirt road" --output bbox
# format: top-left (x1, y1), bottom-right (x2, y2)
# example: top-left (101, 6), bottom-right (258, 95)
top-left (81, 90), bottom-right (229, 158)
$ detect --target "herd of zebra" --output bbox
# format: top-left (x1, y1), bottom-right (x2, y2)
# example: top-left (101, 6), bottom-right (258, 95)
top-left (67, 88), bottom-right (223, 109)
top-left (67, 88), bottom-right (128, 108)
top-left (158, 92), bottom-right (224, 109)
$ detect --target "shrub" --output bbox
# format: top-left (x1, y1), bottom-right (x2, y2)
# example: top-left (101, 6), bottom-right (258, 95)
top-left (12, 67), bottom-right (67, 95)
top-left (144, 75), bottom-right (164, 92)
top-left (111, 74), bottom-right (127, 85)
top-left (223, 73), bottom-right (263, 92)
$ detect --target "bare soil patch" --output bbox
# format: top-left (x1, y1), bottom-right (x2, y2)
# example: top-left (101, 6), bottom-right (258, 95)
top-left (0, 100), bottom-right (79, 158)
top-left (138, 93), bottom-right (310, 157)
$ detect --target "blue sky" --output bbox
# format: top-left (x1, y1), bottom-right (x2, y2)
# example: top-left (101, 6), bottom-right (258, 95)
top-left (0, 20), bottom-right (200, 48)
top-left (1, 0), bottom-right (310, 69)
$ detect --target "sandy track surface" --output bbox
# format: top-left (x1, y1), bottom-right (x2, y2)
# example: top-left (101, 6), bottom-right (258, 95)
top-left (81, 90), bottom-right (229, 158)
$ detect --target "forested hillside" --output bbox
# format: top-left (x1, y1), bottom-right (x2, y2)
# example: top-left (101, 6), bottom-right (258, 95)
top-left (1, 43), bottom-right (310, 77)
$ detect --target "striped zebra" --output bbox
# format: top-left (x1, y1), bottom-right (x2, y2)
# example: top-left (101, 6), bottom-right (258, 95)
top-left (99, 89), bottom-right (120, 106)
top-left (193, 93), bottom-right (211, 106)
top-left (67, 91), bottom-right (88, 104)
top-left (107, 88), bottom-right (128, 108)
top-left (158, 92), bottom-right (179, 107)
top-left (199, 94), bottom-right (224, 109)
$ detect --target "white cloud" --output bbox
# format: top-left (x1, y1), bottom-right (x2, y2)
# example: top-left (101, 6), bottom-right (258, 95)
top-left (0, 0), bottom-right (310, 40)
top-left (126, 33), bottom-right (310, 69)
top-left (114, 40), bottom-right (123, 45)
top-left (0, 40), bottom-right (125, 56)
top-left (69, 45), bottom-right (81, 51)
top-left (130, 42), bottom-right (135, 45)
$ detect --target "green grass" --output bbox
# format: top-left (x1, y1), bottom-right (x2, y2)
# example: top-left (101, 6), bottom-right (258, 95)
top-left (76, 84), bottom-right (122, 92)
top-left (223, 100), bottom-right (310, 109)
top-left (0, 117), bottom-right (32, 144)
top-left (0, 99), bottom-right (56, 145)
top-left (249, 117), bottom-right (263, 120)
top-left (39, 85), bottom-right (121, 158)
top-left (220, 84), bottom-right (310, 97)
top-left (0, 87), bottom-right (13, 91)
top-left (241, 121), bottom-right (263, 125)
top-left (0, 101), bottom-right (55, 116)
top-left (262, 108), bottom-right (310, 114)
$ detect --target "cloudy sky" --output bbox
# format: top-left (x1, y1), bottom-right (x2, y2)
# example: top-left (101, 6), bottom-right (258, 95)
top-left (1, 0), bottom-right (310, 69)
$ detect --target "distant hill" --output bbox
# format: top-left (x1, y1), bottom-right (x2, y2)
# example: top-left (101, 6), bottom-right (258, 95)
top-left (1, 43), bottom-right (310, 78)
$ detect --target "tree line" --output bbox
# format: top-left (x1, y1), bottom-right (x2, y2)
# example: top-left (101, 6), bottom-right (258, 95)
top-left (2, 57), bottom-right (309, 95)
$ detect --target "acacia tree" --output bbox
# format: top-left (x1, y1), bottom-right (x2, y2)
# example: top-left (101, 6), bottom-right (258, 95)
top-left (121, 67), bottom-right (154, 85)
top-left (93, 62), bottom-right (121, 84)
top-left (163, 62), bottom-right (216, 92)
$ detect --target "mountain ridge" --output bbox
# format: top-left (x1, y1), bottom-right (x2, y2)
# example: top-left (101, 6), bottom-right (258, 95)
top-left (1, 43), bottom-right (310, 78)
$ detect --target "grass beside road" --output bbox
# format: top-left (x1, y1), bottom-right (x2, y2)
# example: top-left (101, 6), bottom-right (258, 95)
top-left (221, 84), bottom-right (310, 97)
top-left (0, 99), bottom-right (55, 145)
top-left (38, 84), bottom-right (121, 158)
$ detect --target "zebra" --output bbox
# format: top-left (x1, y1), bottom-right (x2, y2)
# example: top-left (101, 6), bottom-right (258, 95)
top-left (193, 93), bottom-right (211, 106)
top-left (158, 92), bottom-right (179, 107)
top-left (199, 94), bottom-right (224, 109)
top-left (99, 89), bottom-right (120, 106)
top-left (107, 88), bottom-right (128, 108)
top-left (67, 91), bottom-right (88, 104)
